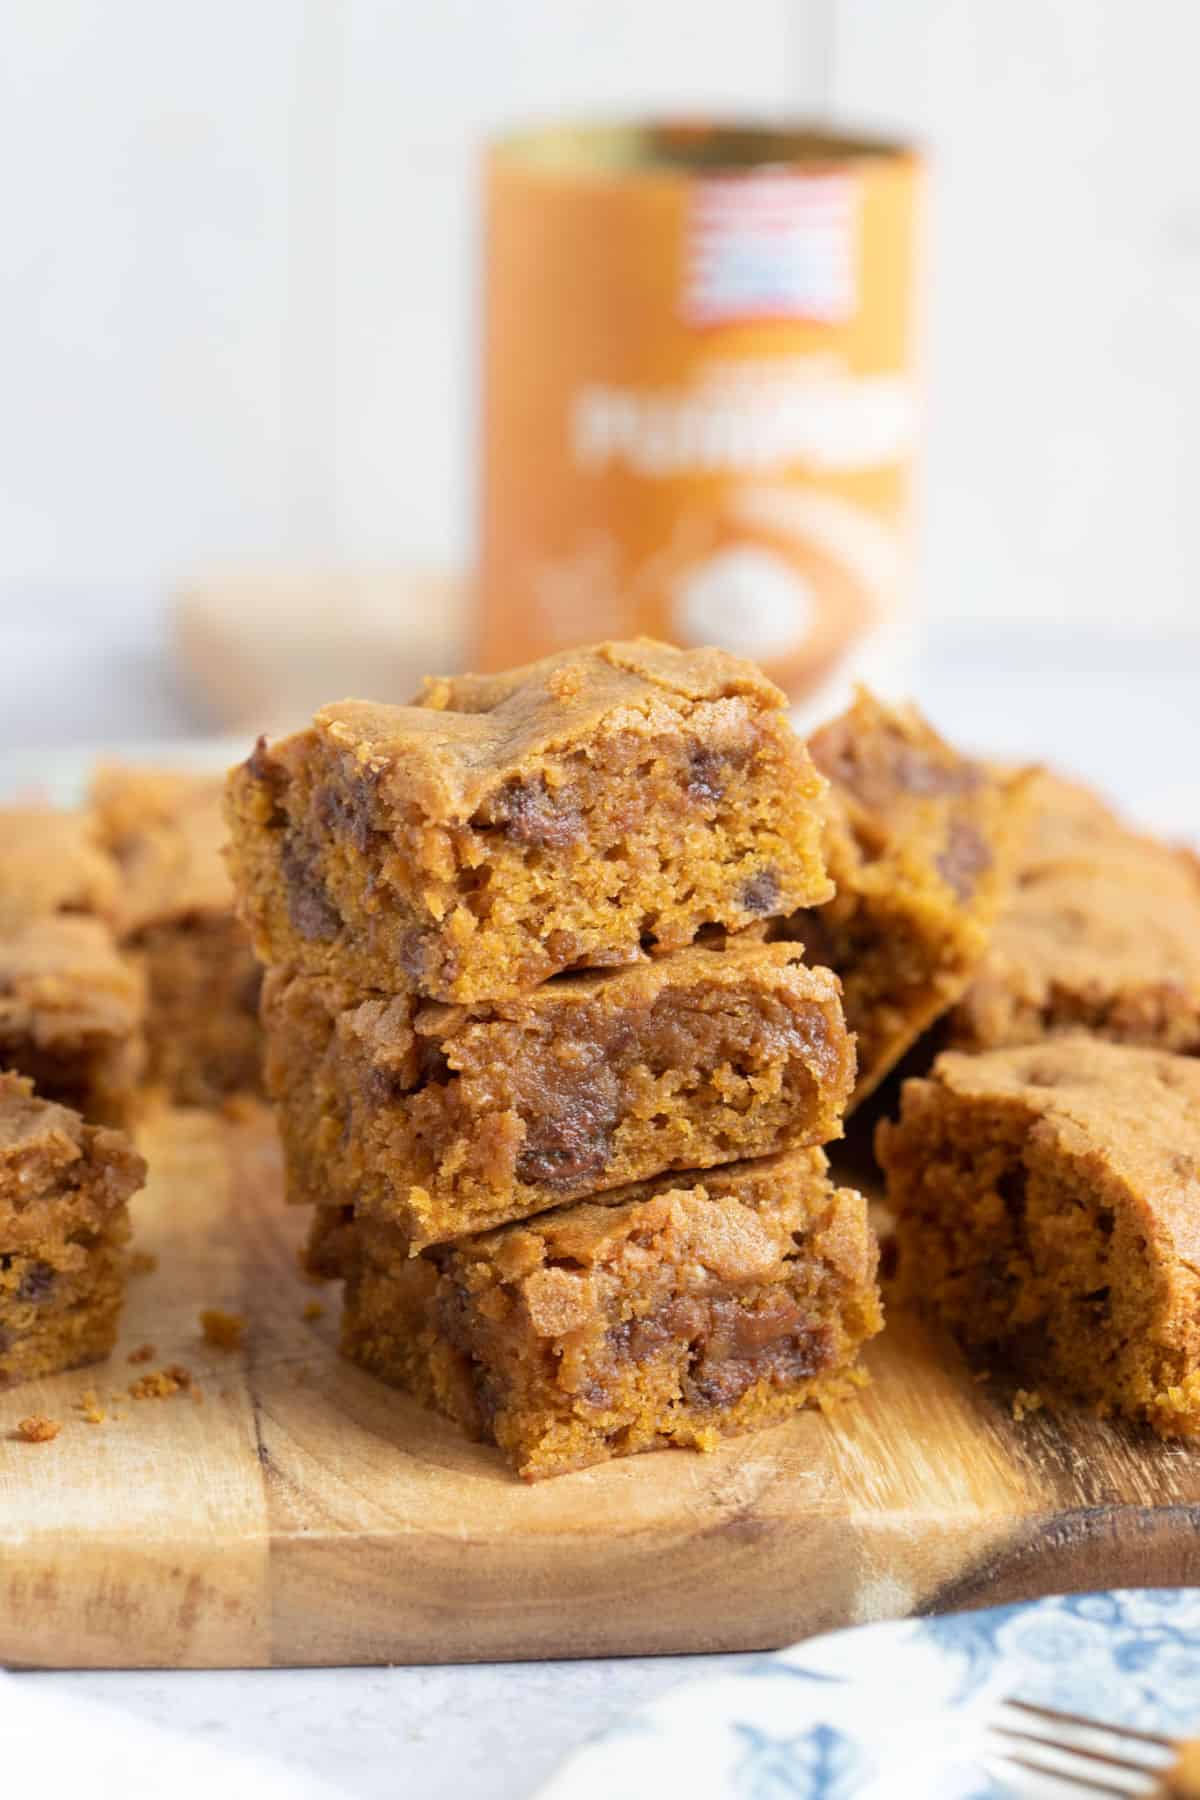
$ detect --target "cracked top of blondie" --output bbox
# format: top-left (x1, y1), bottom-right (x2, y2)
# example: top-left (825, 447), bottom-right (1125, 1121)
top-left (311, 637), bottom-right (798, 822)
top-left (890, 1038), bottom-right (1200, 1264)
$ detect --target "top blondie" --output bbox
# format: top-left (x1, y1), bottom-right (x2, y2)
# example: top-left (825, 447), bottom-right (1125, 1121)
top-left (226, 639), bottom-right (833, 1002)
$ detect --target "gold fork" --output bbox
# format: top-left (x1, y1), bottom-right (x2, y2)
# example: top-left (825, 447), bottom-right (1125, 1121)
top-left (987, 1699), bottom-right (1183, 1796)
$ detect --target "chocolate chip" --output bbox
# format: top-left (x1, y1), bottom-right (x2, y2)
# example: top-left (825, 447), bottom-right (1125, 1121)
top-left (365, 1064), bottom-right (407, 1107)
top-left (245, 736), bottom-right (287, 825)
top-left (606, 1312), bottom-right (675, 1365)
top-left (684, 1325), bottom-right (834, 1408)
top-left (478, 779), bottom-right (584, 850)
top-left (937, 820), bottom-right (992, 901)
top-left (246, 735), bottom-right (275, 785)
top-left (315, 781), bottom-right (375, 855)
top-left (892, 747), bottom-right (984, 799)
top-left (740, 867), bottom-right (781, 916)
top-left (16, 1262), bottom-right (55, 1305)
top-left (686, 747), bottom-right (725, 806)
top-left (280, 835), bottom-right (341, 942)
top-left (516, 1069), bottom-right (620, 1191)
top-left (810, 718), bottom-right (983, 808)
top-left (436, 1282), bottom-right (479, 1356)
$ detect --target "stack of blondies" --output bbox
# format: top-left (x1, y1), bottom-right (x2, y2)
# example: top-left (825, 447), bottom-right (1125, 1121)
top-left (226, 640), bottom-right (894, 1478)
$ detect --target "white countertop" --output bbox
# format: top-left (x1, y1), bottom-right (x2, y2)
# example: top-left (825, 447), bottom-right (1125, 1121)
top-left (5, 623), bottom-right (1199, 1800)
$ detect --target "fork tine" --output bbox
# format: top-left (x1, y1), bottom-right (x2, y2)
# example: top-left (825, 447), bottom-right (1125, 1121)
top-left (1004, 1700), bottom-right (1175, 1750)
top-left (990, 1748), bottom-right (1149, 1797)
top-left (992, 1723), bottom-right (1168, 1776)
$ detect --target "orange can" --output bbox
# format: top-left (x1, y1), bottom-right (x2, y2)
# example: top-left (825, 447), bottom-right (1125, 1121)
top-left (477, 121), bottom-right (923, 720)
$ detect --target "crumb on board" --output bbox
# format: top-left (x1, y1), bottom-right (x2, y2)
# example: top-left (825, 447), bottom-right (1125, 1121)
top-left (301, 1300), bottom-right (325, 1323)
top-left (129, 1363), bottom-right (193, 1401)
top-left (127, 1343), bottom-right (156, 1364)
top-left (1012, 1387), bottom-right (1045, 1422)
top-left (77, 1389), bottom-right (106, 1425)
top-left (129, 1251), bottom-right (159, 1278)
top-left (219, 1093), bottom-right (261, 1125)
top-left (200, 1308), bottom-right (246, 1351)
top-left (16, 1414), bottom-right (61, 1443)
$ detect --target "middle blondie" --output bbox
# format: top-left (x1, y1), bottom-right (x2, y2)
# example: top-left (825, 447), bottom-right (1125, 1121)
top-left (266, 939), bottom-right (856, 1251)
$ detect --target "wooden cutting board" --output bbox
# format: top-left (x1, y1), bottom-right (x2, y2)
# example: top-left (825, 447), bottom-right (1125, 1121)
top-left (2, 1107), bottom-right (1199, 1670)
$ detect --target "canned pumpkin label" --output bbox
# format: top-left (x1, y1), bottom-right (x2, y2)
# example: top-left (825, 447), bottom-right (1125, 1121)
top-left (477, 123), bottom-right (922, 719)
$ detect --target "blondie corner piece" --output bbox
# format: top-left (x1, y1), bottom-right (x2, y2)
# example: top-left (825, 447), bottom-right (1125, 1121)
top-left (90, 766), bottom-right (264, 1105)
top-left (876, 1038), bottom-right (1200, 1436)
top-left (778, 688), bottom-right (1026, 1107)
top-left (226, 638), bottom-right (833, 1003)
top-left (948, 768), bottom-right (1200, 1055)
top-left (0, 1072), bottom-right (146, 1386)
top-left (265, 938), bottom-right (856, 1249)
top-left (0, 915), bottom-right (145, 1126)
top-left (337, 1148), bottom-right (882, 1480)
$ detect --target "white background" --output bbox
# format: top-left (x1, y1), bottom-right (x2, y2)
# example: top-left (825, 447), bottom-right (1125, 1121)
top-left (3, 0), bottom-right (1199, 664)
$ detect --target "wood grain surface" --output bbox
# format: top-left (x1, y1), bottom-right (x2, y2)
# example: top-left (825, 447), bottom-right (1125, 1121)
top-left (2, 1107), bottom-right (1199, 1670)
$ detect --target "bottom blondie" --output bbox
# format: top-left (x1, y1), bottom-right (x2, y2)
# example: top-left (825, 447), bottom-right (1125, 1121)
top-left (331, 1148), bottom-right (882, 1480)
top-left (0, 1073), bottom-right (146, 1386)
top-left (877, 1039), bottom-right (1200, 1435)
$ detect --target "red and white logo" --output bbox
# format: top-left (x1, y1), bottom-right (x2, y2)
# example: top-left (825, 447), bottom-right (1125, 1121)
top-left (685, 173), bottom-right (859, 327)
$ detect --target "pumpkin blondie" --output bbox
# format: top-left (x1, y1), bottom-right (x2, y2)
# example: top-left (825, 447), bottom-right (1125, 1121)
top-left (0, 915), bottom-right (145, 1125)
top-left (91, 767), bottom-right (263, 1105)
top-left (334, 1146), bottom-right (882, 1479)
top-left (0, 805), bottom-right (119, 929)
top-left (949, 769), bottom-right (1200, 1055)
top-left (776, 689), bottom-right (1025, 1106)
top-left (266, 938), bottom-right (855, 1251)
top-left (0, 1072), bottom-right (145, 1386)
top-left (226, 638), bottom-right (832, 1004)
top-left (877, 1038), bottom-right (1200, 1436)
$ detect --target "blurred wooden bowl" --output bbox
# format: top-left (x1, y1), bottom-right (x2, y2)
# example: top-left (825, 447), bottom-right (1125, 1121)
top-left (173, 565), bottom-right (469, 734)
